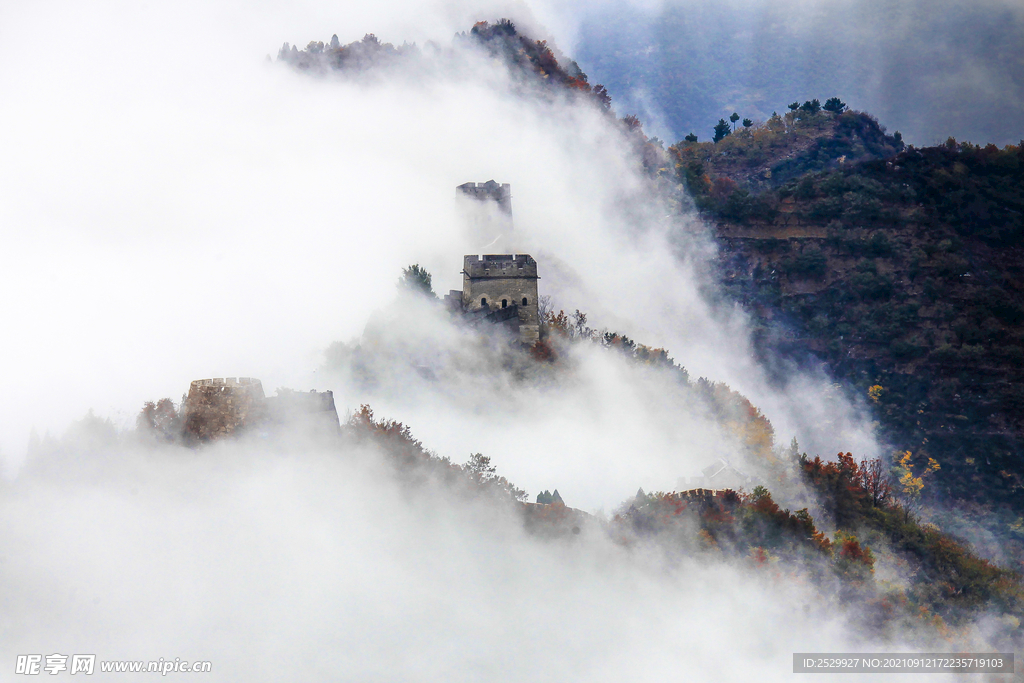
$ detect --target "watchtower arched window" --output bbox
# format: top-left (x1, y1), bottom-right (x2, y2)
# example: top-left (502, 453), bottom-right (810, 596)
top-left (522, 297), bottom-right (528, 306)
top-left (501, 299), bottom-right (508, 308)
top-left (481, 297), bottom-right (487, 306)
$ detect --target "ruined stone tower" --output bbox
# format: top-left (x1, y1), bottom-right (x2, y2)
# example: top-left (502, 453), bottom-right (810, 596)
top-left (460, 254), bottom-right (539, 344)
top-left (182, 377), bottom-right (266, 442)
top-left (456, 180), bottom-right (512, 216)
top-left (456, 180), bottom-right (513, 248)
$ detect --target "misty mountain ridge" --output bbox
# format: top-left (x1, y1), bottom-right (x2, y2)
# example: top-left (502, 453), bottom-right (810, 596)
top-left (29, 278), bottom-right (1024, 653)
top-left (275, 20), bottom-right (614, 112)
top-left (254, 18), bottom-right (1024, 654)
top-left (296, 17), bottom-right (1024, 552)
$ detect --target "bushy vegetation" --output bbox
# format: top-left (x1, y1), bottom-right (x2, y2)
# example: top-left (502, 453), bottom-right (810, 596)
top-left (670, 105), bottom-right (904, 222)
top-left (277, 33), bottom-right (416, 72)
top-left (800, 451), bottom-right (1022, 627)
top-left (398, 263), bottom-right (435, 297)
top-left (617, 450), bottom-right (1022, 638)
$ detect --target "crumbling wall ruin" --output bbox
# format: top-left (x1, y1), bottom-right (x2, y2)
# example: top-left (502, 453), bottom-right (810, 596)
top-left (180, 377), bottom-right (341, 444)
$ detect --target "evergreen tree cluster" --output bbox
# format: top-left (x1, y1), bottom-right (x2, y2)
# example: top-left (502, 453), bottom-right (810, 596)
top-left (536, 489), bottom-right (564, 505)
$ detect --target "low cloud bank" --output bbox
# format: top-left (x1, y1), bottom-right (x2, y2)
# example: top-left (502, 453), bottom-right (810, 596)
top-left (3, 431), bottom-right (893, 682)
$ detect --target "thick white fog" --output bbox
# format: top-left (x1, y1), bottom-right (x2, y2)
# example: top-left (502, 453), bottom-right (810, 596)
top-left (0, 0), bottom-right (914, 679)
top-left (0, 0), bottom-right (877, 490)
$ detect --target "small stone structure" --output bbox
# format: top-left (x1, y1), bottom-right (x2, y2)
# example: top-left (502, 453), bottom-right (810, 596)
top-left (182, 377), bottom-right (339, 443)
top-left (444, 254), bottom-right (540, 344)
top-left (263, 389), bottom-right (341, 433)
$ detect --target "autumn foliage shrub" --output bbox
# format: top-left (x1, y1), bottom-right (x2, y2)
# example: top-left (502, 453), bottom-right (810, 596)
top-left (801, 451), bottom-right (1023, 622)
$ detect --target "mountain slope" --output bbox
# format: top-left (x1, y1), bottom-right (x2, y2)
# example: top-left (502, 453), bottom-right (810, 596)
top-left (671, 113), bottom-right (1024, 529)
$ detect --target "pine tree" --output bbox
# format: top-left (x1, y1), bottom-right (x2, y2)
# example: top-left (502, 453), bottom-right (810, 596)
top-left (800, 99), bottom-right (821, 114)
top-left (465, 452), bottom-right (496, 481)
top-left (823, 97), bottom-right (846, 113)
top-left (713, 119), bottom-right (731, 143)
top-left (398, 264), bottom-right (435, 297)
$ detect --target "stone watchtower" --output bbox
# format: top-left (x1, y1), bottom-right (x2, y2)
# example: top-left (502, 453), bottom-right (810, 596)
top-left (461, 254), bottom-right (540, 344)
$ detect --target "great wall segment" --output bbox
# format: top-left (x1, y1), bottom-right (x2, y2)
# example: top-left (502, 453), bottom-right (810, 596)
top-left (181, 377), bottom-right (340, 444)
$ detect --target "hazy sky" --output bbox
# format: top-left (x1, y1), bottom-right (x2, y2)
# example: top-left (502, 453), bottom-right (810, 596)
top-left (562, 0), bottom-right (1024, 146)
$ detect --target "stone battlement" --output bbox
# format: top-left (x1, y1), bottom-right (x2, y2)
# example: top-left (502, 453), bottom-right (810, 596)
top-left (676, 488), bottom-right (735, 499)
top-left (456, 181), bottom-right (513, 248)
top-left (462, 254), bottom-right (538, 279)
top-left (190, 377), bottom-right (264, 391)
top-left (183, 378), bottom-right (265, 442)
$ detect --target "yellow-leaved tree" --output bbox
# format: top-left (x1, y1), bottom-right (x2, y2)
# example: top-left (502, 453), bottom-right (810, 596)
top-left (893, 450), bottom-right (940, 519)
